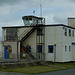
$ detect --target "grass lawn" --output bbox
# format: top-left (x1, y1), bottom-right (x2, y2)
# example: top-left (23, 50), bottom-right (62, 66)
top-left (0, 63), bottom-right (75, 74)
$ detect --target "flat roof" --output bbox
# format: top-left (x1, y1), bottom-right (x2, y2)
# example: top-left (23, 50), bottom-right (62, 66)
top-left (22, 15), bottom-right (43, 19)
top-left (68, 18), bottom-right (75, 19)
top-left (2, 24), bottom-right (75, 29)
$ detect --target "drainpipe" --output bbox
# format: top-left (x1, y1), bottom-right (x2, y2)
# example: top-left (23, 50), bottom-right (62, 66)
top-left (54, 44), bottom-right (56, 63)
top-left (17, 41), bottom-right (18, 59)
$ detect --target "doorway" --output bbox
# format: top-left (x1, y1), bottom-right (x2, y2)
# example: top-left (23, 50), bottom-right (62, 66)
top-left (37, 45), bottom-right (42, 60)
top-left (4, 46), bottom-right (8, 59)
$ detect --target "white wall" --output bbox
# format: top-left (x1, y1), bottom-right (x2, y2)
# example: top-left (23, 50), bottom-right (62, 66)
top-left (72, 44), bottom-right (75, 61)
top-left (59, 26), bottom-right (74, 62)
top-left (45, 26), bottom-right (75, 62)
top-left (45, 26), bottom-right (62, 62)
top-left (2, 25), bottom-right (75, 62)
top-left (68, 18), bottom-right (75, 28)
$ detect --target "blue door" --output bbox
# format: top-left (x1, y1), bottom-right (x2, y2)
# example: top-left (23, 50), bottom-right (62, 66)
top-left (4, 46), bottom-right (8, 59)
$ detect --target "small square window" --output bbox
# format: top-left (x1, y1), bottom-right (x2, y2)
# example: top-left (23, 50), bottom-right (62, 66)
top-left (72, 30), bottom-right (74, 37)
top-left (69, 46), bottom-right (71, 52)
top-left (48, 45), bottom-right (53, 53)
top-left (65, 45), bottom-right (67, 52)
top-left (37, 28), bottom-right (43, 35)
top-left (65, 28), bottom-right (67, 36)
top-left (69, 29), bottom-right (71, 37)
top-left (37, 45), bottom-right (42, 53)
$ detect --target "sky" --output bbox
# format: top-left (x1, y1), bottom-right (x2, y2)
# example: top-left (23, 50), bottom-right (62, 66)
top-left (0, 0), bottom-right (75, 42)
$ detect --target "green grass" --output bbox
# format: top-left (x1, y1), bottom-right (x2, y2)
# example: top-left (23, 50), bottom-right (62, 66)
top-left (0, 63), bottom-right (75, 74)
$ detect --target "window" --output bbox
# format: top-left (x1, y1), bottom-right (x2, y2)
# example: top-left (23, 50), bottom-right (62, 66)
top-left (37, 27), bottom-right (43, 35)
top-left (6, 28), bottom-right (18, 41)
top-left (65, 45), bottom-right (67, 52)
top-left (37, 45), bottom-right (42, 53)
top-left (72, 30), bottom-right (74, 37)
top-left (29, 18), bottom-right (32, 20)
top-left (26, 45), bottom-right (31, 52)
top-left (65, 28), bottom-right (67, 36)
top-left (26, 18), bottom-right (28, 20)
top-left (69, 29), bottom-right (71, 37)
top-left (48, 45), bottom-right (53, 53)
top-left (69, 46), bottom-right (71, 52)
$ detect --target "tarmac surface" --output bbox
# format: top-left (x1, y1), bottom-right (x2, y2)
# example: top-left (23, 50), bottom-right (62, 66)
top-left (0, 68), bottom-right (75, 75)
top-left (35, 68), bottom-right (75, 75)
top-left (0, 72), bottom-right (25, 75)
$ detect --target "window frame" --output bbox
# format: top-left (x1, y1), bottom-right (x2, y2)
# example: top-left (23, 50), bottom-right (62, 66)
top-left (69, 29), bottom-right (71, 37)
top-left (48, 45), bottom-right (54, 53)
top-left (65, 45), bottom-right (67, 52)
top-left (69, 46), bottom-right (71, 52)
top-left (6, 28), bottom-right (18, 41)
top-left (37, 27), bottom-right (43, 35)
top-left (37, 45), bottom-right (42, 53)
top-left (72, 30), bottom-right (74, 37)
top-left (64, 28), bottom-right (67, 36)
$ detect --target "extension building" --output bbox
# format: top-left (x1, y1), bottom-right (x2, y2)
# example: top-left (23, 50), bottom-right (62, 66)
top-left (1, 16), bottom-right (75, 62)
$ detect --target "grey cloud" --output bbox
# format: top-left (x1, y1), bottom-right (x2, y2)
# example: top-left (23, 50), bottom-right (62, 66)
top-left (68, 0), bottom-right (75, 2)
top-left (53, 15), bottom-right (67, 25)
top-left (0, 0), bottom-right (21, 5)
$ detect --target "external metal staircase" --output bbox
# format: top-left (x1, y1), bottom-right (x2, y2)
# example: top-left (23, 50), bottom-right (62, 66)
top-left (20, 26), bottom-right (37, 42)
top-left (19, 26), bottom-right (38, 60)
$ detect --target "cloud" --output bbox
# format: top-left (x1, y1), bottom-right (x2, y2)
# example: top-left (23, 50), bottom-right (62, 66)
top-left (0, 0), bottom-right (75, 41)
top-left (0, 0), bottom-right (21, 5)
top-left (0, 0), bottom-right (75, 26)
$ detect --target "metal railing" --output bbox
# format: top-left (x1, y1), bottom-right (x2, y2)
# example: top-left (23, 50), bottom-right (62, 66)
top-left (25, 45), bottom-right (36, 59)
top-left (18, 27), bottom-right (33, 41)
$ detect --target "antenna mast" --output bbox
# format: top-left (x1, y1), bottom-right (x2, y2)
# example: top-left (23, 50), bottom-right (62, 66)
top-left (40, 0), bottom-right (42, 17)
top-left (33, 10), bottom-right (36, 16)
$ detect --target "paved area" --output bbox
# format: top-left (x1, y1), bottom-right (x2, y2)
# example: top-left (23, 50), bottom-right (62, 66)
top-left (35, 68), bottom-right (75, 75)
top-left (0, 68), bottom-right (75, 75)
top-left (0, 72), bottom-right (25, 75)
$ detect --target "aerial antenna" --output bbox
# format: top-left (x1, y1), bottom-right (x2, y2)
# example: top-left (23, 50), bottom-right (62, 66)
top-left (33, 10), bottom-right (36, 16)
top-left (40, 0), bottom-right (42, 17)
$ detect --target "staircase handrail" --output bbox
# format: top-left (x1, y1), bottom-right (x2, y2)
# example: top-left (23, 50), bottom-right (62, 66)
top-left (25, 45), bottom-right (36, 59)
top-left (18, 19), bottom-right (39, 41)
top-left (18, 27), bottom-right (33, 41)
